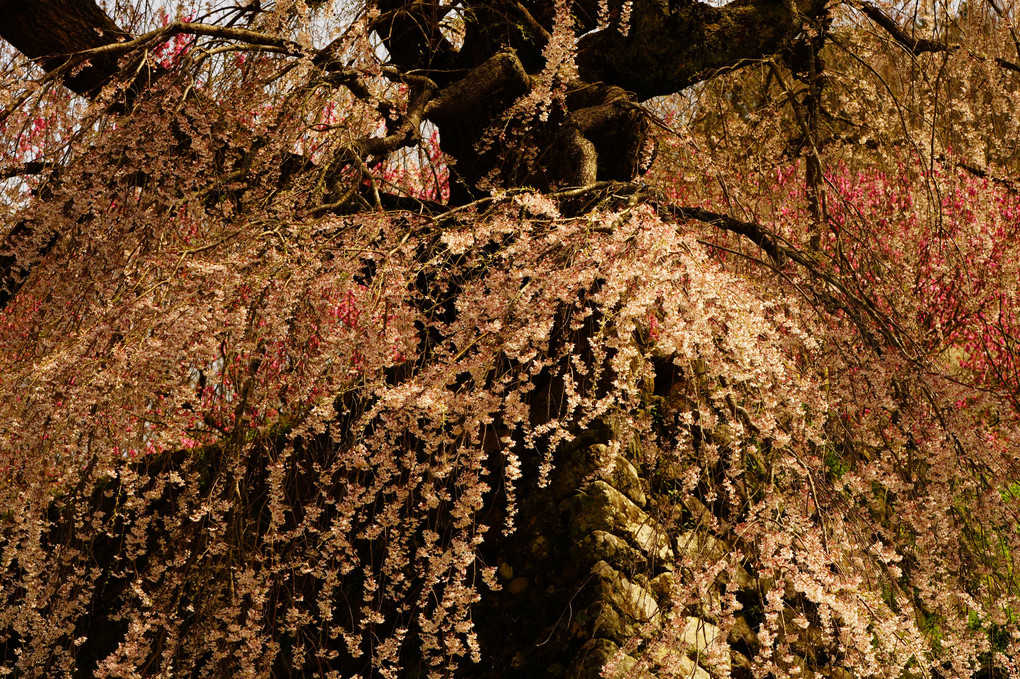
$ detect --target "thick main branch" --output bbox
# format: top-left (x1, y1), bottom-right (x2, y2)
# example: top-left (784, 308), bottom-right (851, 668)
top-left (575, 0), bottom-right (827, 99)
top-left (0, 0), bottom-right (128, 95)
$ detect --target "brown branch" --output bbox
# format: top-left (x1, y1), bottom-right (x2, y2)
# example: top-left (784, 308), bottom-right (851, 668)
top-left (354, 81), bottom-right (436, 159)
top-left (993, 56), bottom-right (1020, 74)
top-left (856, 0), bottom-right (1020, 72)
top-left (319, 66), bottom-right (439, 123)
top-left (670, 206), bottom-right (787, 266)
top-left (424, 51), bottom-right (530, 121)
top-left (0, 161), bottom-right (52, 180)
top-left (509, 1), bottom-right (551, 44)
top-left (49, 22), bottom-right (302, 65)
top-left (982, 0), bottom-right (1020, 65)
top-left (0, 0), bottom-right (128, 95)
top-left (854, 1), bottom-right (950, 55)
top-left (939, 156), bottom-right (1020, 193)
top-left (529, 180), bottom-right (790, 265)
top-left (6, 12), bottom-right (305, 99)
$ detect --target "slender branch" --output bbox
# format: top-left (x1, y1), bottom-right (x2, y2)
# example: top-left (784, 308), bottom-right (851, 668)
top-left (10, 20), bottom-right (306, 102)
top-left (550, 181), bottom-right (789, 265)
top-left (85, 22), bottom-right (300, 58)
top-left (993, 56), bottom-right (1020, 74)
top-left (982, 0), bottom-right (1020, 65)
top-left (940, 156), bottom-right (1020, 194)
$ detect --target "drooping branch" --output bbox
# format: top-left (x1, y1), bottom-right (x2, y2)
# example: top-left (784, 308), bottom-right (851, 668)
top-left (671, 205), bottom-right (788, 265)
top-left (853, 0), bottom-right (950, 55)
top-left (516, 180), bottom-right (790, 265)
top-left (941, 156), bottom-right (1020, 194)
top-left (983, 0), bottom-right (1020, 65)
top-left (855, 0), bottom-right (1020, 72)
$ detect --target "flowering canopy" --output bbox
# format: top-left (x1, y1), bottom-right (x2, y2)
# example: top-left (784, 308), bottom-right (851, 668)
top-left (1, 0), bottom-right (1020, 677)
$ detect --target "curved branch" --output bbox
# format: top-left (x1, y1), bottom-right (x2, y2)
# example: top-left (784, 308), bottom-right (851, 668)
top-left (671, 205), bottom-right (787, 265)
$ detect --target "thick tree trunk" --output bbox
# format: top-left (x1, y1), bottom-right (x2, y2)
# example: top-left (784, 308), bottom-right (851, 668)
top-left (373, 0), bottom-right (827, 195)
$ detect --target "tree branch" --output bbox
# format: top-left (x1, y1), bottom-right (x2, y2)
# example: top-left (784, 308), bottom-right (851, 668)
top-left (575, 0), bottom-right (826, 99)
top-left (854, 0), bottom-right (949, 55)
top-left (533, 181), bottom-right (790, 265)
top-left (0, 161), bottom-right (52, 180)
top-left (0, 0), bottom-right (128, 95)
top-left (855, 0), bottom-right (1020, 72)
top-left (424, 51), bottom-right (530, 121)
top-left (670, 205), bottom-right (787, 265)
